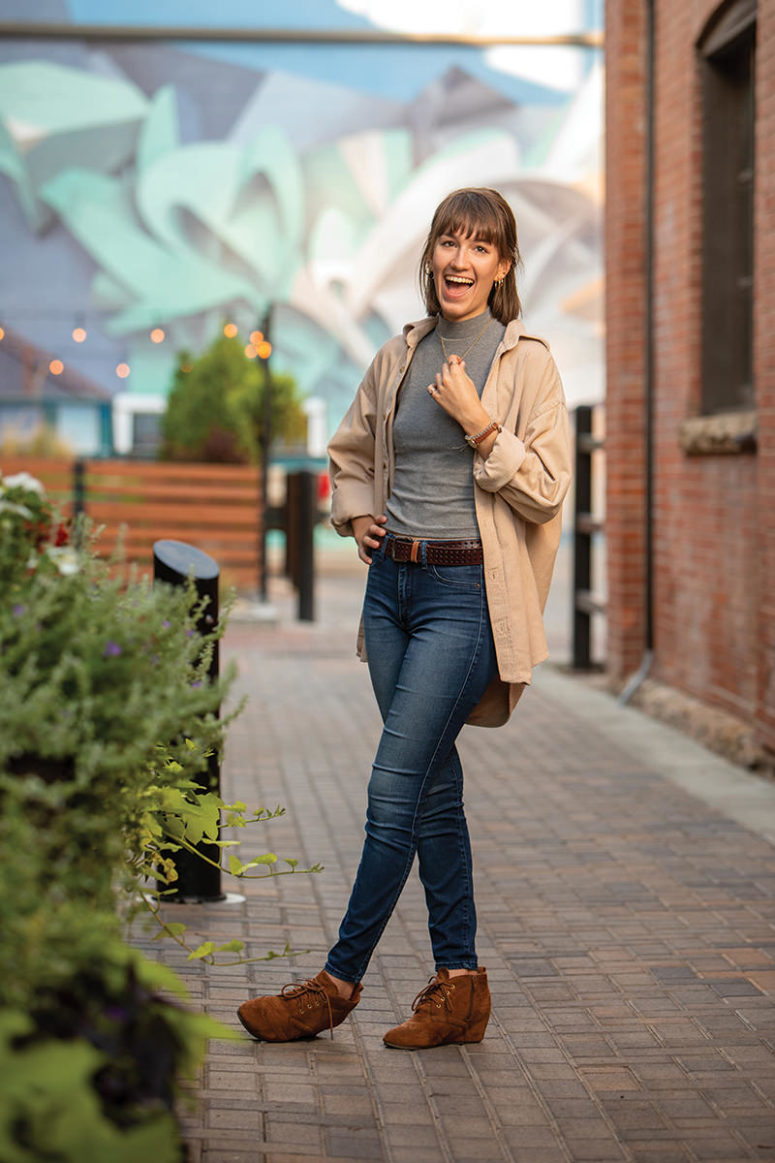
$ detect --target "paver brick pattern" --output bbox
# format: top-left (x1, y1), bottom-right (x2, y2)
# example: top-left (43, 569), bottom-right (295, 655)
top-left (133, 569), bottom-right (775, 1163)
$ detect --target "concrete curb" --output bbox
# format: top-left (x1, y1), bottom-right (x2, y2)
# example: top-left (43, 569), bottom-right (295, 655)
top-left (536, 665), bottom-right (775, 848)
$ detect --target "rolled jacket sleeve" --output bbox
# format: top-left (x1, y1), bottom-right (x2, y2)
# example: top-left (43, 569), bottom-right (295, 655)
top-left (473, 355), bottom-right (571, 526)
top-left (328, 362), bottom-right (379, 537)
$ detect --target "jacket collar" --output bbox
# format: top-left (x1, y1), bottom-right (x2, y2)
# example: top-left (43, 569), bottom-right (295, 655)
top-left (402, 317), bottom-right (437, 347)
top-left (402, 315), bottom-right (547, 353)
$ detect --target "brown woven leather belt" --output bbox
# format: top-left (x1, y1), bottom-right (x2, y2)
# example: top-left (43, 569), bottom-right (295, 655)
top-left (383, 537), bottom-right (484, 566)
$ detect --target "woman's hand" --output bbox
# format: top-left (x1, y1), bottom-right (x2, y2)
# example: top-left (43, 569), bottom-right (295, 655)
top-left (352, 513), bottom-right (387, 564)
top-left (428, 356), bottom-right (498, 458)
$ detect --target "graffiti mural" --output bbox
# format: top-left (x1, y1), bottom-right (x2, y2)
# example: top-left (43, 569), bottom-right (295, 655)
top-left (0, 3), bottom-right (603, 448)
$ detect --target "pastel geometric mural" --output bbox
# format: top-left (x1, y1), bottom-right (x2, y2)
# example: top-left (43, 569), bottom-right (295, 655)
top-left (0, 1), bottom-right (603, 449)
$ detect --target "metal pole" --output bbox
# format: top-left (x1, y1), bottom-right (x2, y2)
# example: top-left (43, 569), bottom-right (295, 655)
top-left (0, 22), bottom-right (605, 49)
top-left (297, 470), bottom-right (316, 622)
top-left (72, 459), bottom-right (85, 549)
top-left (72, 459), bottom-right (85, 519)
top-left (259, 309), bottom-right (272, 602)
top-left (573, 406), bottom-right (593, 670)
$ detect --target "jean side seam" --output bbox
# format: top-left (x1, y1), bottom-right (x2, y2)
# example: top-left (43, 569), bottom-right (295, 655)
top-left (418, 585), bottom-right (490, 969)
top-left (451, 590), bottom-right (488, 967)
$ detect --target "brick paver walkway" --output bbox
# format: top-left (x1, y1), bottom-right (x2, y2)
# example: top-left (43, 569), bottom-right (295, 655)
top-left (136, 565), bottom-right (775, 1163)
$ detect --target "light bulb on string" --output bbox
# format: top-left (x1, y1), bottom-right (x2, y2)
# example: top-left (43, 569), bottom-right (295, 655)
top-left (116, 361), bottom-right (130, 380)
top-left (150, 327), bottom-right (165, 344)
top-left (249, 330), bottom-right (263, 346)
top-left (256, 340), bottom-right (272, 360)
top-left (244, 343), bottom-right (257, 359)
top-left (49, 359), bottom-right (64, 376)
top-left (0, 326), bottom-right (5, 342)
top-left (72, 325), bottom-right (87, 343)
top-left (223, 322), bottom-right (238, 338)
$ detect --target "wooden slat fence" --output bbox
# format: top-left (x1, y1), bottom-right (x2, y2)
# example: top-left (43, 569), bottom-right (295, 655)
top-left (1, 457), bottom-right (262, 593)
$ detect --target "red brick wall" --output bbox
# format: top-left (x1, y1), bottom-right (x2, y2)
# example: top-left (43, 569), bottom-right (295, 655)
top-left (756, 0), bottom-right (775, 749)
top-left (605, 0), bottom-right (775, 753)
top-left (604, 0), bottom-right (649, 679)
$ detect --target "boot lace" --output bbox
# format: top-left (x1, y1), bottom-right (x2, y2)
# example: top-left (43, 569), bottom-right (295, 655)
top-left (411, 975), bottom-right (456, 1015)
top-left (281, 977), bottom-right (336, 1038)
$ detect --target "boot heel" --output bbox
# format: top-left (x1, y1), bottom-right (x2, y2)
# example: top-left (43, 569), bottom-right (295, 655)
top-left (454, 1012), bottom-right (490, 1043)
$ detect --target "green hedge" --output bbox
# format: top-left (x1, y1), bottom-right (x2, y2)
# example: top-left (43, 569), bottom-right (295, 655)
top-left (0, 470), bottom-right (318, 1160)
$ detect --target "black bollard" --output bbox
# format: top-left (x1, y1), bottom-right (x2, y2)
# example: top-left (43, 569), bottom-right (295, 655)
top-left (296, 470), bottom-right (316, 623)
top-left (153, 539), bottom-right (225, 902)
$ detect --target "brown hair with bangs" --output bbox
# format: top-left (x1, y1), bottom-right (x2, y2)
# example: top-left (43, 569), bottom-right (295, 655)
top-left (419, 188), bottom-right (522, 324)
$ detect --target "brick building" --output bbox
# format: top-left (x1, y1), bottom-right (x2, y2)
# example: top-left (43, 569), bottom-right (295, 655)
top-left (605, 0), bottom-right (774, 757)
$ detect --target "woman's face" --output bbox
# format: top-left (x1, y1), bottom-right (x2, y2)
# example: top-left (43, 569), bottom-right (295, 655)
top-left (430, 228), bottom-right (510, 323)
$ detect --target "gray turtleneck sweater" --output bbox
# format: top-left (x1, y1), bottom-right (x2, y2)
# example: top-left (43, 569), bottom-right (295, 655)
top-left (385, 309), bottom-right (506, 539)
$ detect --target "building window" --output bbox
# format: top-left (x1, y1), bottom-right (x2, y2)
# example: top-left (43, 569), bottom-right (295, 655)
top-left (699, 0), bottom-right (756, 414)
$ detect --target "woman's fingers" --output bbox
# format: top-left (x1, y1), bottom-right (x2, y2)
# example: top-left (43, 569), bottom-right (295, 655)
top-left (427, 357), bottom-right (474, 413)
top-left (357, 514), bottom-right (386, 561)
top-left (352, 514), bottom-right (386, 563)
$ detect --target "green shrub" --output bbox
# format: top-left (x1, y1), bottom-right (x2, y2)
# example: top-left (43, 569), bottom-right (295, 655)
top-left (161, 334), bottom-right (307, 463)
top-left (0, 470), bottom-right (320, 1158)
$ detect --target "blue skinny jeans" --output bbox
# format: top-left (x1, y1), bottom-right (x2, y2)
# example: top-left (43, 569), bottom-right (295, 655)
top-left (324, 536), bottom-right (498, 984)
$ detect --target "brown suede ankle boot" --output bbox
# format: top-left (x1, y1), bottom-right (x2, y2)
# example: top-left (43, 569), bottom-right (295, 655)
top-left (383, 968), bottom-right (490, 1050)
top-left (237, 970), bottom-right (361, 1042)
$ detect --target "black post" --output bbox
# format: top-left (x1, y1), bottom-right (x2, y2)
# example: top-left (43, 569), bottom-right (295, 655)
top-left (153, 539), bottom-right (224, 902)
top-left (285, 472), bottom-right (299, 585)
top-left (573, 406), bottom-right (593, 670)
top-left (297, 470), bottom-right (316, 622)
top-left (72, 459), bottom-right (86, 549)
top-left (259, 309), bottom-right (272, 601)
top-left (73, 459), bottom-right (85, 517)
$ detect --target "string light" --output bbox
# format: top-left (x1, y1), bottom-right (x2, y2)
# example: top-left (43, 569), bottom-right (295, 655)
top-left (72, 326), bottom-right (87, 343)
top-left (116, 362), bottom-right (130, 379)
top-left (49, 359), bottom-right (64, 375)
top-left (150, 327), bottom-right (165, 344)
top-left (223, 322), bottom-right (238, 338)
top-left (244, 343), bottom-right (257, 359)
top-left (0, 326), bottom-right (5, 341)
top-left (256, 340), bottom-right (272, 359)
top-left (249, 330), bottom-right (263, 345)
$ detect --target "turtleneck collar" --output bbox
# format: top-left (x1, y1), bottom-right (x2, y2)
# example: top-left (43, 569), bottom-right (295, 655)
top-left (435, 307), bottom-right (494, 340)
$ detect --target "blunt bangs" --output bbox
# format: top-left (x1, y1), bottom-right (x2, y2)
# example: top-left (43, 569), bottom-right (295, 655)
top-left (431, 195), bottom-right (504, 253)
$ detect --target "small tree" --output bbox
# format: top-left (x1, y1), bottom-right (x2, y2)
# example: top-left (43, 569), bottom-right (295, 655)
top-left (161, 334), bottom-right (307, 464)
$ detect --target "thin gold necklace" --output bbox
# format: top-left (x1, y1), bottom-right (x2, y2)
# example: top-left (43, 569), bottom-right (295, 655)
top-left (437, 316), bottom-right (493, 364)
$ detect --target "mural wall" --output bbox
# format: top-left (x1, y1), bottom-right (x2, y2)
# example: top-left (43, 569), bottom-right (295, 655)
top-left (0, 1), bottom-right (603, 449)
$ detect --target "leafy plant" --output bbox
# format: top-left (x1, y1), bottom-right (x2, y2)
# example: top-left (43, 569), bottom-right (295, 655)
top-left (0, 776), bottom-right (228, 1162)
top-left (0, 473), bottom-right (322, 1157)
top-left (128, 741), bottom-right (323, 965)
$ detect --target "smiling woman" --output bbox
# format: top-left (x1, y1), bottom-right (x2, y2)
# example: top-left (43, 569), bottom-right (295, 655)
top-left (421, 187), bottom-right (522, 327)
top-left (236, 187), bottom-right (572, 1052)
top-left (429, 232), bottom-right (508, 322)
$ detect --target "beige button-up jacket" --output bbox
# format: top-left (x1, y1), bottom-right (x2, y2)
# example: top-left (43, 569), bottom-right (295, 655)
top-left (328, 316), bottom-right (572, 727)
